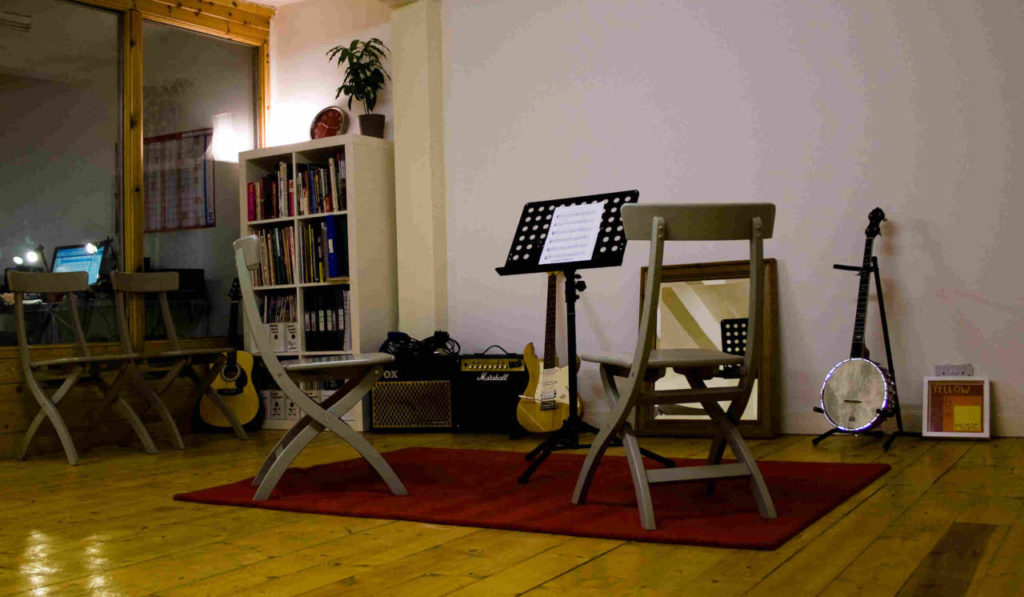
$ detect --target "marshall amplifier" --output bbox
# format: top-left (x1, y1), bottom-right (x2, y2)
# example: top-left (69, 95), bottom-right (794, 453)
top-left (454, 354), bottom-right (529, 434)
top-left (367, 356), bottom-right (457, 432)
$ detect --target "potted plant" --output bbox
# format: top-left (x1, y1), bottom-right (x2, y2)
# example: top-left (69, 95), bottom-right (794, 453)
top-left (327, 38), bottom-right (390, 138)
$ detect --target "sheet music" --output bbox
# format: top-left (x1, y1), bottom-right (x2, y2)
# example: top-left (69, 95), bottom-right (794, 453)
top-left (539, 201), bottom-right (606, 265)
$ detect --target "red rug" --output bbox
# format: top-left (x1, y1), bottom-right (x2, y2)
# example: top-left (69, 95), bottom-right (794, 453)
top-left (174, 447), bottom-right (889, 550)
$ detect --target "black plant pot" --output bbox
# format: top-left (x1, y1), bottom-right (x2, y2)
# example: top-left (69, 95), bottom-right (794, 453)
top-left (359, 113), bottom-right (385, 138)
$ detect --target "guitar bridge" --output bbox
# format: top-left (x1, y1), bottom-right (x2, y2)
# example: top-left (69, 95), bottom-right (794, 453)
top-left (539, 399), bottom-right (556, 411)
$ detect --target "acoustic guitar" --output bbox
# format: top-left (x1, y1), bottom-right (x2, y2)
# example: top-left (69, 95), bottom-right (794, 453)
top-left (517, 272), bottom-right (580, 433)
top-left (819, 208), bottom-right (894, 432)
top-left (199, 278), bottom-right (263, 431)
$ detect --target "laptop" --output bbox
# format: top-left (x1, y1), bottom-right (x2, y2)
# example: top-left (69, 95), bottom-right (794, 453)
top-left (50, 244), bottom-right (107, 285)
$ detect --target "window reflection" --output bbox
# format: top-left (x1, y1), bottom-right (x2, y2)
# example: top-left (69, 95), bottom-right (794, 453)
top-left (0, 0), bottom-right (120, 345)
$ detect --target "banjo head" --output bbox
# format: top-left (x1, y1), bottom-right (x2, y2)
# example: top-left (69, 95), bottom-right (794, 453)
top-left (820, 358), bottom-right (891, 432)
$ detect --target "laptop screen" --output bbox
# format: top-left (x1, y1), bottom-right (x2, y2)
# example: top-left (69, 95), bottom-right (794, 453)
top-left (51, 245), bottom-right (105, 285)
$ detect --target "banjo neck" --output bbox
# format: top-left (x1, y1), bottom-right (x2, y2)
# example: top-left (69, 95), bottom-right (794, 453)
top-left (850, 236), bottom-right (875, 359)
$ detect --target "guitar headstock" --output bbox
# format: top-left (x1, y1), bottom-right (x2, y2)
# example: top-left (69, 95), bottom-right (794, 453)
top-left (228, 278), bottom-right (241, 302)
top-left (865, 207), bottom-right (886, 238)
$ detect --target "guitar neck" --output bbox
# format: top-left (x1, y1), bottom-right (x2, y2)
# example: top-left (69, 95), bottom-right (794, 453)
top-left (850, 237), bottom-right (875, 358)
top-left (542, 273), bottom-right (558, 369)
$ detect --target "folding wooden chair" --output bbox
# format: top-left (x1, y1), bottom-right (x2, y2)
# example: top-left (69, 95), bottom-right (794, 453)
top-left (110, 271), bottom-right (248, 446)
top-left (573, 203), bottom-right (778, 529)
top-left (9, 271), bottom-right (157, 465)
top-left (233, 236), bottom-right (406, 500)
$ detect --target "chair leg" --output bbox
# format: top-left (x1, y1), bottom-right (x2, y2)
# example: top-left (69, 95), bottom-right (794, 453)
top-left (112, 398), bottom-right (159, 454)
top-left (254, 368), bottom-right (406, 500)
top-left (704, 400), bottom-right (777, 518)
top-left (252, 375), bottom-right (361, 487)
top-left (19, 368), bottom-right (84, 465)
top-left (84, 364), bottom-right (158, 455)
top-left (183, 359), bottom-right (248, 440)
top-left (573, 364), bottom-right (633, 505)
top-left (128, 365), bottom-right (185, 450)
top-left (620, 423), bottom-right (657, 530)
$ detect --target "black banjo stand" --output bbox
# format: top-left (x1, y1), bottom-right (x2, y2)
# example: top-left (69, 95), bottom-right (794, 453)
top-left (497, 190), bottom-right (673, 484)
top-left (813, 255), bottom-right (906, 451)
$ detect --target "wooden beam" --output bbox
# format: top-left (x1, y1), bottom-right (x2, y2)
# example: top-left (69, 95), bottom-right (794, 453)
top-left (144, 0), bottom-right (271, 31)
top-left (132, 0), bottom-right (268, 44)
top-left (257, 42), bottom-right (270, 148)
top-left (202, 0), bottom-right (276, 19)
top-left (122, 10), bottom-right (146, 345)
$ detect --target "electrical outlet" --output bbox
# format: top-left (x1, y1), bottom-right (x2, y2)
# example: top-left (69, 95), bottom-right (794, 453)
top-left (934, 363), bottom-right (974, 377)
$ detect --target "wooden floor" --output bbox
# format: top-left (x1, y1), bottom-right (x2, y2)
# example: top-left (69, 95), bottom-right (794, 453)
top-left (0, 431), bottom-right (1021, 596)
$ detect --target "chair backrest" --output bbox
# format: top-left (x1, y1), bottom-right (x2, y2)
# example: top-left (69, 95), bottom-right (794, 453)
top-left (6, 271), bottom-right (92, 365)
top-left (233, 235), bottom-right (302, 394)
top-left (109, 271), bottom-right (182, 353)
top-left (623, 203), bottom-right (775, 400)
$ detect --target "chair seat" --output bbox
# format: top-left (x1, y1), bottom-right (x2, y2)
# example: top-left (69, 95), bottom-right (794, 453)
top-left (31, 352), bottom-right (141, 369)
top-left (283, 352), bottom-right (394, 373)
top-left (581, 348), bottom-right (742, 371)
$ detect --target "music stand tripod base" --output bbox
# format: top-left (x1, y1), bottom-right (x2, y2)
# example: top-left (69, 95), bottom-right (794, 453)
top-left (496, 190), bottom-right (672, 483)
top-left (813, 257), bottom-right (905, 452)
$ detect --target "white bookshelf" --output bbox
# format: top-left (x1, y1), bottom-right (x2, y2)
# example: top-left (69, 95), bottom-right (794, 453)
top-left (238, 135), bottom-right (397, 429)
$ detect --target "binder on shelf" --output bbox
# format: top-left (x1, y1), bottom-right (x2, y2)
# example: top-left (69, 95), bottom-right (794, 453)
top-left (284, 322), bottom-right (300, 352)
top-left (325, 214), bottom-right (349, 278)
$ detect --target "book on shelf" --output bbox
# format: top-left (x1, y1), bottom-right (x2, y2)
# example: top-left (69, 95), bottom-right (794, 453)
top-left (247, 161), bottom-right (294, 221)
top-left (328, 150), bottom-right (347, 211)
top-left (254, 227), bottom-right (295, 286)
top-left (295, 155), bottom-right (345, 217)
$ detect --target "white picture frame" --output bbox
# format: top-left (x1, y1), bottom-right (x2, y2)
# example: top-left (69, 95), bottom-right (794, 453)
top-left (922, 376), bottom-right (990, 438)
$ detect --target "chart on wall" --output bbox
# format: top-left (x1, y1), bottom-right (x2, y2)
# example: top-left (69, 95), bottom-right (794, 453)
top-left (143, 128), bottom-right (216, 232)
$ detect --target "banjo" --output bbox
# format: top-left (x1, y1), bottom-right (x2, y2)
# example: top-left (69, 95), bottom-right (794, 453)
top-left (820, 208), bottom-right (894, 432)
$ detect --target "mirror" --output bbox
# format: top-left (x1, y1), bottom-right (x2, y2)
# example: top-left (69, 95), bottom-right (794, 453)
top-left (635, 259), bottom-right (779, 437)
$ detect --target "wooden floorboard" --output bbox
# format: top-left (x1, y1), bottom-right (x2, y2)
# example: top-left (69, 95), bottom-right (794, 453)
top-left (0, 432), bottom-right (1019, 596)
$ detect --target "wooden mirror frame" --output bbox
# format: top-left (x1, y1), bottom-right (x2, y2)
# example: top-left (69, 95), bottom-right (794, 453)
top-left (635, 259), bottom-right (779, 438)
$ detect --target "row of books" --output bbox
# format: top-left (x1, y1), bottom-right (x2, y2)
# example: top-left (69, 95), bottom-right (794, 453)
top-left (261, 293), bottom-right (295, 323)
top-left (304, 287), bottom-right (351, 351)
top-left (246, 151), bottom-right (346, 222)
top-left (298, 215), bottom-right (349, 283)
top-left (247, 161), bottom-right (293, 221)
top-left (296, 153), bottom-right (347, 216)
top-left (254, 226), bottom-right (295, 287)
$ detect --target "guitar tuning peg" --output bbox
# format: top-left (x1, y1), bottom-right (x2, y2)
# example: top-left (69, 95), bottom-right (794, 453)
top-left (575, 280), bottom-right (587, 292)
top-left (574, 273), bottom-right (582, 280)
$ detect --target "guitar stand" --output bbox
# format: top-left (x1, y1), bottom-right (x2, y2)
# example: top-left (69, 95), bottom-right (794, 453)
top-left (496, 191), bottom-right (673, 484)
top-left (813, 257), bottom-right (906, 451)
top-left (516, 270), bottom-right (674, 484)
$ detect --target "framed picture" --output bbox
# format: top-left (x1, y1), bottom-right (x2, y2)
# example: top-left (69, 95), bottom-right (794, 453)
top-left (634, 259), bottom-right (779, 438)
top-left (922, 377), bottom-right (990, 438)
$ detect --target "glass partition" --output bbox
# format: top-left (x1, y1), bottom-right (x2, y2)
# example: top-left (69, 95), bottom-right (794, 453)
top-left (142, 21), bottom-right (256, 338)
top-left (0, 0), bottom-right (121, 345)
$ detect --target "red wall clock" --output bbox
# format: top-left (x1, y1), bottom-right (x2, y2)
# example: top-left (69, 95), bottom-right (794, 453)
top-left (310, 106), bottom-right (349, 139)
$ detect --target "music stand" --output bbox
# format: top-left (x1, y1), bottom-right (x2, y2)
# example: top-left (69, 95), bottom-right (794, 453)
top-left (497, 190), bottom-right (673, 483)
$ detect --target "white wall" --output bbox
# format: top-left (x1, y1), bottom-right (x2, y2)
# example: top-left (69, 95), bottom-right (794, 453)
top-left (442, 0), bottom-right (1024, 435)
top-left (269, 0), bottom-right (392, 145)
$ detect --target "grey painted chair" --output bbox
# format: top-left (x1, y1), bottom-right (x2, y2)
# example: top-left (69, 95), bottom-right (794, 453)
top-left (233, 236), bottom-right (406, 500)
top-left (9, 271), bottom-right (157, 465)
top-left (573, 203), bottom-right (778, 530)
top-left (110, 271), bottom-right (249, 445)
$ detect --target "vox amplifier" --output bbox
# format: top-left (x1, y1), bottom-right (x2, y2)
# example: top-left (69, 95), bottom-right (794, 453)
top-left (367, 357), bottom-right (457, 432)
top-left (454, 354), bottom-right (529, 434)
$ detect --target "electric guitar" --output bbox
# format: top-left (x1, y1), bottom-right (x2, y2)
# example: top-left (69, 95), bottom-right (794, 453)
top-left (517, 272), bottom-right (580, 433)
top-left (199, 278), bottom-right (263, 431)
top-left (819, 208), bottom-right (894, 432)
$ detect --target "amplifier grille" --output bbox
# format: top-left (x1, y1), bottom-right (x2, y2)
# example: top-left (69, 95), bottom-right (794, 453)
top-left (371, 380), bottom-right (452, 430)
